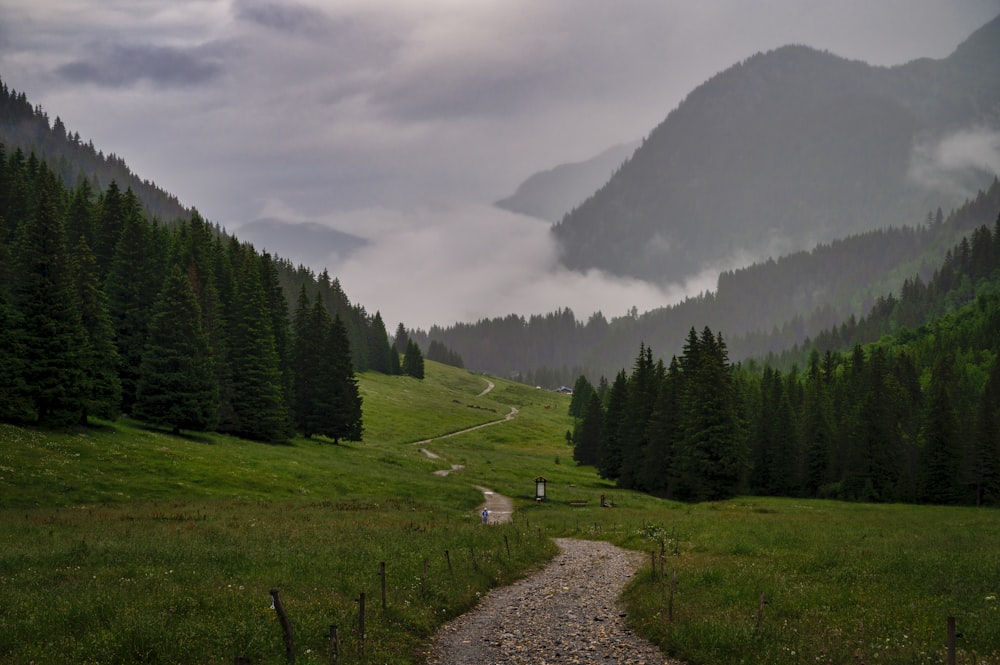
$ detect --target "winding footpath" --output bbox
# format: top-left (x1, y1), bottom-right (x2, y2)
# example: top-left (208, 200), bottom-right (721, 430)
top-left (425, 538), bottom-right (676, 665)
top-left (417, 377), bottom-right (672, 663)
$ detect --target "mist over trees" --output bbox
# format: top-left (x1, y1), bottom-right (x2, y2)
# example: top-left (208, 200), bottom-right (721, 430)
top-left (0, 127), bottom-right (386, 442)
top-left (425, 179), bottom-right (1000, 387)
top-left (571, 217), bottom-right (1000, 506)
top-left (552, 16), bottom-right (1000, 283)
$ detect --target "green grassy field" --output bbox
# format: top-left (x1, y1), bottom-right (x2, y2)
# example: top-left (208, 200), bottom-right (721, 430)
top-left (2, 361), bottom-right (999, 664)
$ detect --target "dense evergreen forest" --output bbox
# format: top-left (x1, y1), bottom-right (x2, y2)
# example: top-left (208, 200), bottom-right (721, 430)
top-left (569, 216), bottom-right (1000, 506)
top-left (0, 81), bottom-right (442, 440)
top-left (0, 142), bottom-right (377, 441)
top-left (421, 179), bottom-right (1000, 386)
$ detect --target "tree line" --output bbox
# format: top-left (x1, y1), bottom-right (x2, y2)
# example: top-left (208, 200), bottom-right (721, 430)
top-left (0, 142), bottom-right (436, 442)
top-left (570, 217), bottom-right (1000, 506)
top-left (425, 179), bottom-right (1000, 386)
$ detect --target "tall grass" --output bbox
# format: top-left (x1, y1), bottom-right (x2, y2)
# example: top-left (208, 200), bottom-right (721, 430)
top-left (3, 361), bottom-right (999, 664)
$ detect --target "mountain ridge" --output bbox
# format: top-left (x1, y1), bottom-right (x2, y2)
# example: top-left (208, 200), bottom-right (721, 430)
top-left (550, 13), bottom-right (1000, 284)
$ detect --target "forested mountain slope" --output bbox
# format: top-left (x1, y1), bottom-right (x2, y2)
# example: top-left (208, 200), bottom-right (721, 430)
top-left (551, 14), bottom-right (1000, 283)
top-left (0, 78), bottom-right (189, 224)
top-left (0, 83), bottom-right (421, 441)
top-left (422, 179), bottom-right (1000, 384)
top-left (569, 214), bottom-right (1000, 507)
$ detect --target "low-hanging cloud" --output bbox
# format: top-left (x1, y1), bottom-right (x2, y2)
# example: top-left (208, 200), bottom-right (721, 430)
top-left (908, 126), bottom-right (1000, 198)
top-left (238, 201), bottom-right (705, 332)
top-left (56, 42), bottom-right (224, 87)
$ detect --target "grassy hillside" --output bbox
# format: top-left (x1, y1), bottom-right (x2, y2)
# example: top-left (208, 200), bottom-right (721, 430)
top-left (2, 361), bottom-right (999, 664)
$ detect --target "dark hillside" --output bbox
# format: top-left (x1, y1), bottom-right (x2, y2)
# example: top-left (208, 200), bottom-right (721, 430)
top-left (551, 15), bottom-right (1000, 283)
top-left (425, 179), bottom-right (1000, 384)
top-left (0, 78), bottom-right (189, 223)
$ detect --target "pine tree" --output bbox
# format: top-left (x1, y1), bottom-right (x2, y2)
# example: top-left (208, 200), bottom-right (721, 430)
top-left (919, 356), bottom-right (964, 504)
top-left (12, 165), bottom-right (88, 425)
top-left (572, 393), bottom-right (604, 466)
top-left (325, 314), bottom-right (363, 443)
top-left (677, 328), bottom-right (746, 501)
top-left (133, 264), bottom-right (218, 434)
top-left (228, 252), bottom-right (290, 442)
top-left (641, 357), bottom-right (681, 495)
top-left (366, 311), bottom-right (393, 373)
top-left (104, 188), bottom-right (162, 414)
top-left (597, 370), bottom-right (628, 480)
top-left (402, 339), bottom-right (425, 379)
top-left (801, 350), bottom-right (833, 496)
top-left (72, 235), bottom-right (121, 422)
top-left (970, 357), bottom-right (1000, 506)
top-left (568, 375), bottom-right (596, 418)
top-left (394, 322), bottom-right (409, 354)
top-left (291, 286), bottom-right (320, 437)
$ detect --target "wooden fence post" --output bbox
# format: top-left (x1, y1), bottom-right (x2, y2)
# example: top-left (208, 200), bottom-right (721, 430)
top-left (668, 570), bottom-right (676, 622)
top-left (421, 557), bottom-right (428, 595)
top-left (504, 535), bottom-right (510, 558)
top-left (445, 549), bottom-right (453, 576)
top-left (269, 589), bottom-right (295, 664)
top-left (755, 591), bottom-right (766, 629)
top-left (379, 562), bottom-right (387, 611)
top-left (947, 616), bottom-right (956, 665)
top-left (328, 624), bottom-right (338, 665)
top-left (470, 547), bottom-right (478, 571)
top-left (357, 593), bottom-right (365, 658)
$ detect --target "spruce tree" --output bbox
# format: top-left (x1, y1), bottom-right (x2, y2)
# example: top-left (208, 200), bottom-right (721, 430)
top-left (228, 251), bottom-right (290, 442)
top-left (402, 339), bottom-right (425, 379)
top-left (366, 311), bottom-right (393, 373)
top-left (133, 264), bottom-right (217, 434)
top-left (12, 165), bottom-right (88, 425)
top-left (72, 235), bottom-right (121, 422)
top-left (572, 393), bottom-right (604, 466)
top-left (919, 355), bottom-right (964, 504)
top-left (323, 314), bottom-right (363, 444)
top-left (104, 188), bottom-right (162, 414)
top-left (394, 322), bottom-right (409, 354)
top-left (568, 375), bottom-right (596, 418)
top-left (970, 357), bottom-right (1000, 506)
top-left (597, 370), bottom-right (628, 480)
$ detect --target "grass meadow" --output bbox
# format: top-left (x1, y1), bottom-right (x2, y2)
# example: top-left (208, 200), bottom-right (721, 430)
top-left (2, 361), bottom-right (999, 664)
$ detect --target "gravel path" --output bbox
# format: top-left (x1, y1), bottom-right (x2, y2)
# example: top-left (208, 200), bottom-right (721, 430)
top-left (425, 538), bottom-right (677, 665)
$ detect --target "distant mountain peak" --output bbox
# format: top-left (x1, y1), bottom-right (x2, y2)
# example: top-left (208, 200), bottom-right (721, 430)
top-left (548, 13), bottom-right (1000, 284)
top-left (495, 141), bottom-right (639, 222)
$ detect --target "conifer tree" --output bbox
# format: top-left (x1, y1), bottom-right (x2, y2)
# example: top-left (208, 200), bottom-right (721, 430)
top-left (366, 311), bottom-right (394, 373)
top-left (104, 188), bottom-right (162, 414)
top-left (597, 370), bottom-right (628, 479)
top-left (394, 322), bottom-right (409, 354)
top-left (677, 328), bottom-right (746, 501)
top-left (133, 264), bottom-right (217, 434)
top-left (72, 235), bottom-right (121, 422)
top-left (12, 165), bottom-right (88, 425)
top-left (228, 252), bottom-right (290, 442)
top-left (322, 313), bottom-right (364, 444)
top-left (642, 356), bottom-right (681, 495)
top-left (572, 393), bottom-right (604, 466)
top-left (970, 357), bottom-right (1000, 506)
top-left (0, 240), bottom-right (28, 421)
top-left (402, 339), bottom-right (425, 379)
top-left (568, 375), bottom-right (596, 418)
top-left (920, 355), bottom-right (964, 504)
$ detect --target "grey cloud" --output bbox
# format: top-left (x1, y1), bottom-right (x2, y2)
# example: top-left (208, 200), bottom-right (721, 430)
top-left (56, 42), bottom-right (223, 88)
top-left (234, 0), bottom-right (331, 38)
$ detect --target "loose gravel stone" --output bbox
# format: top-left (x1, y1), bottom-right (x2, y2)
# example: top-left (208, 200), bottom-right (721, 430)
top-left (425, 538), bottom-right (678, 665)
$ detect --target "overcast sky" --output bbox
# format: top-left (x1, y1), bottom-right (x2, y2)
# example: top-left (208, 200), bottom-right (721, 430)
top-left (2, 0), bottom-right (997, 330)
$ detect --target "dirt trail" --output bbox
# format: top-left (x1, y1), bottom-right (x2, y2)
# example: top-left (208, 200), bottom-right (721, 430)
top-left (475, 486), bottom-right (513, 524)
top-left (425, 538), bottom-right (675, 664)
